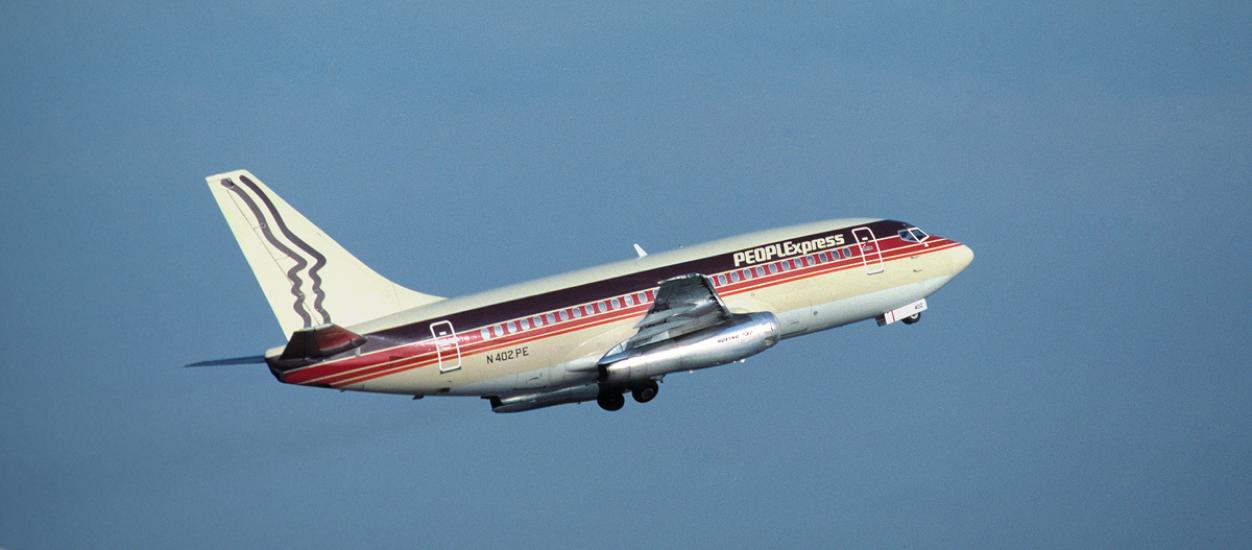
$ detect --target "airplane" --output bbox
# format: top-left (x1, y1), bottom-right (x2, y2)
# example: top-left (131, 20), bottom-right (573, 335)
top-left (191, 169), bottom-right (974, 413)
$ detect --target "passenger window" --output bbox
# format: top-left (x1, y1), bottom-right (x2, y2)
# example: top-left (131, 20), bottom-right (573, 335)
top-left (731, 271), bottom-right (740, 283)
top-left (480, 328), bottom-right (490, 340)
top-left (572, 308), bottom-right (582, 319)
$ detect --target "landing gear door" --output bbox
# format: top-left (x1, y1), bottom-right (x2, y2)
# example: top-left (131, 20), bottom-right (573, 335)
top-left (852, 226), bottom-right (885, 275)
top-left (430, 320), bottom-right (462, 373)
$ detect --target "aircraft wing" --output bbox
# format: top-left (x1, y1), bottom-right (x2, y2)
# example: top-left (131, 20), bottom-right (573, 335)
top-left (599, 274), bottom-right (733, 363)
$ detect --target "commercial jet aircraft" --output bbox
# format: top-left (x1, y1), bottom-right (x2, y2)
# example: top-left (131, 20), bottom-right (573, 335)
top-left (192, 170), bottom-right (973, 413)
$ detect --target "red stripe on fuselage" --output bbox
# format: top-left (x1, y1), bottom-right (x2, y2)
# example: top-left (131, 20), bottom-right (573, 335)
top-left (285, 237), bottom-right (958, 388)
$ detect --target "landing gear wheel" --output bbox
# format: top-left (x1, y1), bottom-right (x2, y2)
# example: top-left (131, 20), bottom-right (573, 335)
top-left (631, 381), bottom-right (659, 404)
top-left (902, 312), bottom-right (922, 325)
top-left (597, 391), bottom-right (625, 411)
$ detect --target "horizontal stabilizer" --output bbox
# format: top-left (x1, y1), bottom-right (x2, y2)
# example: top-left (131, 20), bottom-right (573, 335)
top-left (280, 324), bottom-right (366, 361)
top-left (185, 355), bottom-right (267, 367)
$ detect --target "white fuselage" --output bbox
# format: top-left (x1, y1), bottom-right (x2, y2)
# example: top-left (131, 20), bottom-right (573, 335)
top-left (269, 218), bottom-right (974, 400)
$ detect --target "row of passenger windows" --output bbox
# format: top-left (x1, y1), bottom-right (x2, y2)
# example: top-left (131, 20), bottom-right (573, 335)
top-left (475, 232), bottom-right (923, 343)
top-left (712, 247), bottom-right (856, 288)
top-left (479, 290), bottom-right (656, 341)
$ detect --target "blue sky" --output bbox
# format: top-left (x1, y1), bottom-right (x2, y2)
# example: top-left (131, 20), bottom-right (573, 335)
top-left (2, 2), bottom-right (1250, 548)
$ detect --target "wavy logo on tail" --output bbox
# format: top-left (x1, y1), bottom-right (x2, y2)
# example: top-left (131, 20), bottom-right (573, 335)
top-left (219, 176), bottom-right (330, 327)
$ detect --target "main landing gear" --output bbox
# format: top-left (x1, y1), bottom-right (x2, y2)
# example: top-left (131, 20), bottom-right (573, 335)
top-left (631, 380), bottom-right (659, 403)
top-left (597, 380), bottom-right (661, 411)
top-left (596, 391), bottom-right (625, 411)
top-left (902, 312), bottom-right (922, 325)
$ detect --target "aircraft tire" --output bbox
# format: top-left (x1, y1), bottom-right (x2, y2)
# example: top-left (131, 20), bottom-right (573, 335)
top-left (902, 312), bottom-right (922, 325)
top-left (597, 391), bottom-right (625, 411)
top-left (631, 381), bottom-right (659, 403)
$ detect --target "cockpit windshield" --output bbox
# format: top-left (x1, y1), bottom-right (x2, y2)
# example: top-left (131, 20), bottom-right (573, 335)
top-left (897, 226), bottom-right (930, 243)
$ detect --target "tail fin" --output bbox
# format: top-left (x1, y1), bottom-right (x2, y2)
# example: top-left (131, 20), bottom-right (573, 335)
top-left (206, 169), bottom-right (444, 338)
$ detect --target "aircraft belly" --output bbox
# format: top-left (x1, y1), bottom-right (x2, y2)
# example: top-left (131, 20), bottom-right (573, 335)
top-left (802, 248), bottom-right (955, 332)
top-left (806, 275), bottom-right (952, 333)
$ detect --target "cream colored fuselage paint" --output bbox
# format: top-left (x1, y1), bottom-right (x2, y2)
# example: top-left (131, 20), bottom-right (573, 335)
top-left (340, 230), bottom-right (970, 397)
top-left (208, 172), bottom-right (973, 405)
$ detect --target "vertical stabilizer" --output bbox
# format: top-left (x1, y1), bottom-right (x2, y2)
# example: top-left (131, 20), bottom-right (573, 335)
top-left (206, 169), bottom-right (443, 338)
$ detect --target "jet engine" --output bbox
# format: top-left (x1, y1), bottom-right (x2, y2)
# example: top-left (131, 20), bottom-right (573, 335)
top-left (599, 312), bottom-right (780, 384)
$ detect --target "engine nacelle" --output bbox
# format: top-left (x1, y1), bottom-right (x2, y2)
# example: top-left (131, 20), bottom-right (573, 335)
top-left (600, 312), bottom-right (780, 384)
top-left (489, 383), bottom-right (600, 413)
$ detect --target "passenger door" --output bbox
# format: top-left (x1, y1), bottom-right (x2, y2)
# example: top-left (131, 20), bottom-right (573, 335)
top-left (430, 320), bottom-right (462, 373)
top-left (852, 226), bottom-right (885, 275)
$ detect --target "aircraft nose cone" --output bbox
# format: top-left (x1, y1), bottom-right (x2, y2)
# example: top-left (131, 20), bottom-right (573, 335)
top-left (952, 243), bottom-right (974, 273)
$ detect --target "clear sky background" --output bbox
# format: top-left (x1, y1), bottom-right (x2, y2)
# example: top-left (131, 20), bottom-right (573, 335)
top-left (2, 2), bottom-right (1250, 548)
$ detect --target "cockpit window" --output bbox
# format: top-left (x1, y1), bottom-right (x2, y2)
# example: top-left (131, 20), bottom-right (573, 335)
top-left (898, 227), bottom-right (930, 243)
